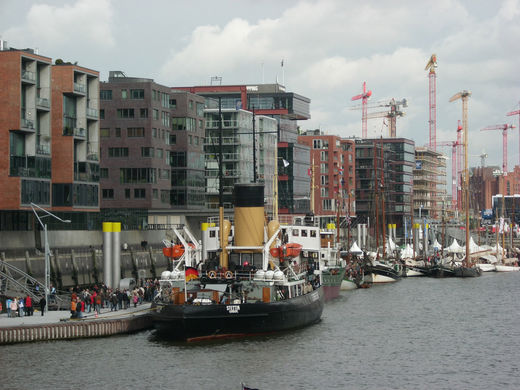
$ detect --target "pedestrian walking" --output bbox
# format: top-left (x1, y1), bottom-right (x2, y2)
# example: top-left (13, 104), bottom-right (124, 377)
top-left (39, 297), bottom-right (46, 316)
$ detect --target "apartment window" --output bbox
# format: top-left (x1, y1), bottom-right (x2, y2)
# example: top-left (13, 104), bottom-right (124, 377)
top-left (100, 168), bottom-right (108, 178)
top-left (99, 109), bottom-right (105, 119)
top-left (156, 149), bottom-right (163, 159)
top-left (194, 137), bottom-right (199, 145)
top-left (161, 111), bottom-right (170, 127)
top-left (172, 117), bottom-right (186, 130)
top-left (322, 199), bottom-right (332, 210)
top-left (130, 89), bottom-right (144, 99)
top-left (127, 127), bottom-right (144, 137)
top-left (141, 147), bottom-right (154, 157)
top-left (152, 128), bottom-right (157, 138)
top-left (140, 108), bottom-right (148, 118)
top-left (153, 109), bottom-right (159, 120)
top-left (189, 100), bottom-right (193, 110)
top-left (349, 154), bottom-right (353, 163)
top-left (100, 128), bottom-right (110, 138)
top-left (120, 168), bottom-right (156, 183)
top-left (102, 189), bottom-right (114, 199)
top-left (196, 102), bottom-right (204, 117)
top-left (321, 151), bottom-right (328, 161)
top-left (161, 93), bottom-right (169, 108)
top-left (152, 188), bottom-right (159, 199)
top-left (134, 188), bottom-right (146, 199)
top-left (125, 188), bottom-right (131, 199)
top-left (321, 175), bottom-right (329, 185)
top-left (320, 163), bottom-right (328, 174)
top-left (115, 128), bottom-right (121, 137)
top-left (189, 135), bottom-right (192, 145)
top-left (313, 139), bottom-right (322, 149)
top-left (170, 98), bottom-right (177, 108)
top-left (117, 108), bottom-right (134, 118)
top-left (121, 89), bottom-right (128, 99)
top-left (199, 119), bottom-right (203, 129)
top-left (152, 90), bottom-right (159, 101)
top-left (108, 147), bottom-right (129, 157)
top-left (100, 90), bottom-right (112, 100)
top-left (321, 187), bottom-right (329, 197)
top-left (170, 152), bottom-right (186, 167)
top-left (169, 134), bottom-right (176, 145)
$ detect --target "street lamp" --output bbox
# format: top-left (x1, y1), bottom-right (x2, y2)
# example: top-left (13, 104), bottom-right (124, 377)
top-left (30, 203), bottom-right (71, 312)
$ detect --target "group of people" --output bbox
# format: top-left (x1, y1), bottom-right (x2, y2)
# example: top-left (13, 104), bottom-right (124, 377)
top-left (68, 279), bottom-right (160, 319)
top-left (3, 296), bottom-right (46, 317)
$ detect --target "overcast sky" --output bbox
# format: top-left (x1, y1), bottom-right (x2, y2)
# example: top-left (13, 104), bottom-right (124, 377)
top-left (1, 0), bottom-right (519, 172)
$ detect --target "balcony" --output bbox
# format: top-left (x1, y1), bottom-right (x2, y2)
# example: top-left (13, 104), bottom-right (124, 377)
top-left (36, 143), bottom-right (51, 155)
top-left (21, 70), bottom-right (36, 83)
top-left (73, 82), bottom-right (86, 94)
top-left (10, 155), bottom-right (51, 179)
top-left (86, 107), bottom-right (98, 119)
top-left (74, 127), bottom-right (86, 138)
top-left (36, 97), bottom-right (50, 110)
top-left (74, 161), bottom-right (99, 182)
top-left (20, 118), bottom-right (35, 132)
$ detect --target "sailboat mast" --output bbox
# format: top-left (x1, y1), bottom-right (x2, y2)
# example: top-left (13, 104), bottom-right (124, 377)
top-left (381, 140), bottom-right (386, 258)
top-left (463, 96), bottom-right (470, 266)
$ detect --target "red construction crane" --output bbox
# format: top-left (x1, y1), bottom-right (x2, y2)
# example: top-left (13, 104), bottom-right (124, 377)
top-left (351, 82), bottom-right (372, 138)
top-left (506, 102), bottom-right (520, 166)
top-left (425, 54), bottom-right (438, 151)
top-left (437, 140), bottom-right (459, 209)
top-left (480, 124), bottom-right (516, 173)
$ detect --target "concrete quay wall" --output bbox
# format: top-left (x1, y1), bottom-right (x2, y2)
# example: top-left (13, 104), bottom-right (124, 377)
top-left (0, 314), bottom-right (153, 345)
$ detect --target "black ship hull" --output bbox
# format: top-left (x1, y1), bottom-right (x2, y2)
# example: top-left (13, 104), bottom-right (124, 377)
top-left (367, 264), bottom-right (401, 283)
top-left (453, 266), bottom-right (482, 277)
top-left (152, 288), bottom-right (325, 341)
top-left (426, 265), bottom-right (456, 278)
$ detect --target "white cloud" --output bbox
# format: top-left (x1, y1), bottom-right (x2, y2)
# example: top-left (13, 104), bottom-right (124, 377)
top-left (3, 0), bottom-right (115, 51)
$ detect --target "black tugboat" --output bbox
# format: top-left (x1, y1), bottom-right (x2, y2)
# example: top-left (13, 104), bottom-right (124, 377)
top-left (152, 184), bottom-right (324, 341)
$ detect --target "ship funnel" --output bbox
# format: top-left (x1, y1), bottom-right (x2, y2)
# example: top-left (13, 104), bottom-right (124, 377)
top-left (233, 183), bottom-right (264, 252)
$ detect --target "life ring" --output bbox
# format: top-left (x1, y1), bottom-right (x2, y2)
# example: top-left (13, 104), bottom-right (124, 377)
top-left (208, 270), bottom-right (217, 279)
top-left (225, 271), bottom-right (233, 279)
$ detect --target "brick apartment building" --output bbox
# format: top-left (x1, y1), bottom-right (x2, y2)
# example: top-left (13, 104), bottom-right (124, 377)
top-left (0, 45), bottom-right (99, 230)
top-left (298, 130), bottom-right (356, 227)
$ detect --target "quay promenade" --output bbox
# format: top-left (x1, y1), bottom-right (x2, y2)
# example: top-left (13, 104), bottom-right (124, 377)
top-left (0, 303), bottom-right (153, 345)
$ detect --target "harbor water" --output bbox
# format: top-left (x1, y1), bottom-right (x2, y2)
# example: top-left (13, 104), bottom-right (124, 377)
top-left (2, 273), bottom-right (520, 389)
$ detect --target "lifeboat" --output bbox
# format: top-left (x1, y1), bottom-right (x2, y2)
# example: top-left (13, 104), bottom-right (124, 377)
top-left (270, 243), bottom-right (302, 259)
top-left (163, 243), bottom-right (194, 259)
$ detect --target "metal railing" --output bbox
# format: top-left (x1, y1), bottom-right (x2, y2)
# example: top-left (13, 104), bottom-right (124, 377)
top-left (36, 143), bottom-right (51, 155)
top-left (74, 127), bottom-right (86, 137)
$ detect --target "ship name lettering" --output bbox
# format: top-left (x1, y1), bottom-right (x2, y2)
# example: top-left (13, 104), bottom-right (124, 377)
top-left (226, 305), bottom-right (240, 314)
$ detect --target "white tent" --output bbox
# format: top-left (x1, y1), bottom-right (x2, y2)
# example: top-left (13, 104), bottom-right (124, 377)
top-left (445, 239), bottom-right (465, 254)
top-left (432, 239), bottom-right (442, 251)
top-left (386, 237), bottom-right (397, 253)
top-left (349, 241), bottom-right (363, 255)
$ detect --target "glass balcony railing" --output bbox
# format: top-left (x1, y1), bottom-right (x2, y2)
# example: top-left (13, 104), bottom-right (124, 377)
top-left (74, 161), bottom-right (100, 182)
top-left (21, 118), bottom-right (35, 130)
top-left (36, 143), bottom-right (51, 155)
top-left (21, 70), bottom-right (36, 82)
top-left (74, 127), bottom-right (86, 138)
top-left (9, 155), bottom-right (51, 178)
top-left (74, 82), bottom-right (86, 93)
top-left (86, 107), bottom-right (98, 118)
top-left (36, 97), bottom-right (50, 108)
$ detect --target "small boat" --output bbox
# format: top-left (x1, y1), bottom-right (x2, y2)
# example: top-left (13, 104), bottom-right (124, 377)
top-left (367, 260), bottom-right (401, 283)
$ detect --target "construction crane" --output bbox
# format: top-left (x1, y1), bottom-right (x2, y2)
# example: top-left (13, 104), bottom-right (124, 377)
top-left (506, 102), bottom-right (520, 166)
top-left (480, 124), bottom-right (515, 173)
top-left (437, 140), bottom-right (459, 209)
top-left (355, 98), bottom-right (407, 137)
top-left (456, 120), bottom-right (463, 210)
top-left (425, 54), bottom-right (438, 151)
top-left (351, 82), bottom-right (372, 138)
top-left (469, 151), bottom-right (488, 167)
top-left (449, 90), bottom-right (471, 262)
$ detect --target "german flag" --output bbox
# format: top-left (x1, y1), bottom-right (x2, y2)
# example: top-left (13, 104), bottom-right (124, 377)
top-left (185, 267), bottom-right (199, 282)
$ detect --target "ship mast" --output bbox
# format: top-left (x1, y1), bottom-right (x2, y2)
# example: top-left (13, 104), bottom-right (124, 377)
top-left (380, 140), bottom-right (386, 258)
top-left (218, 97), bottom-right (226, 268)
